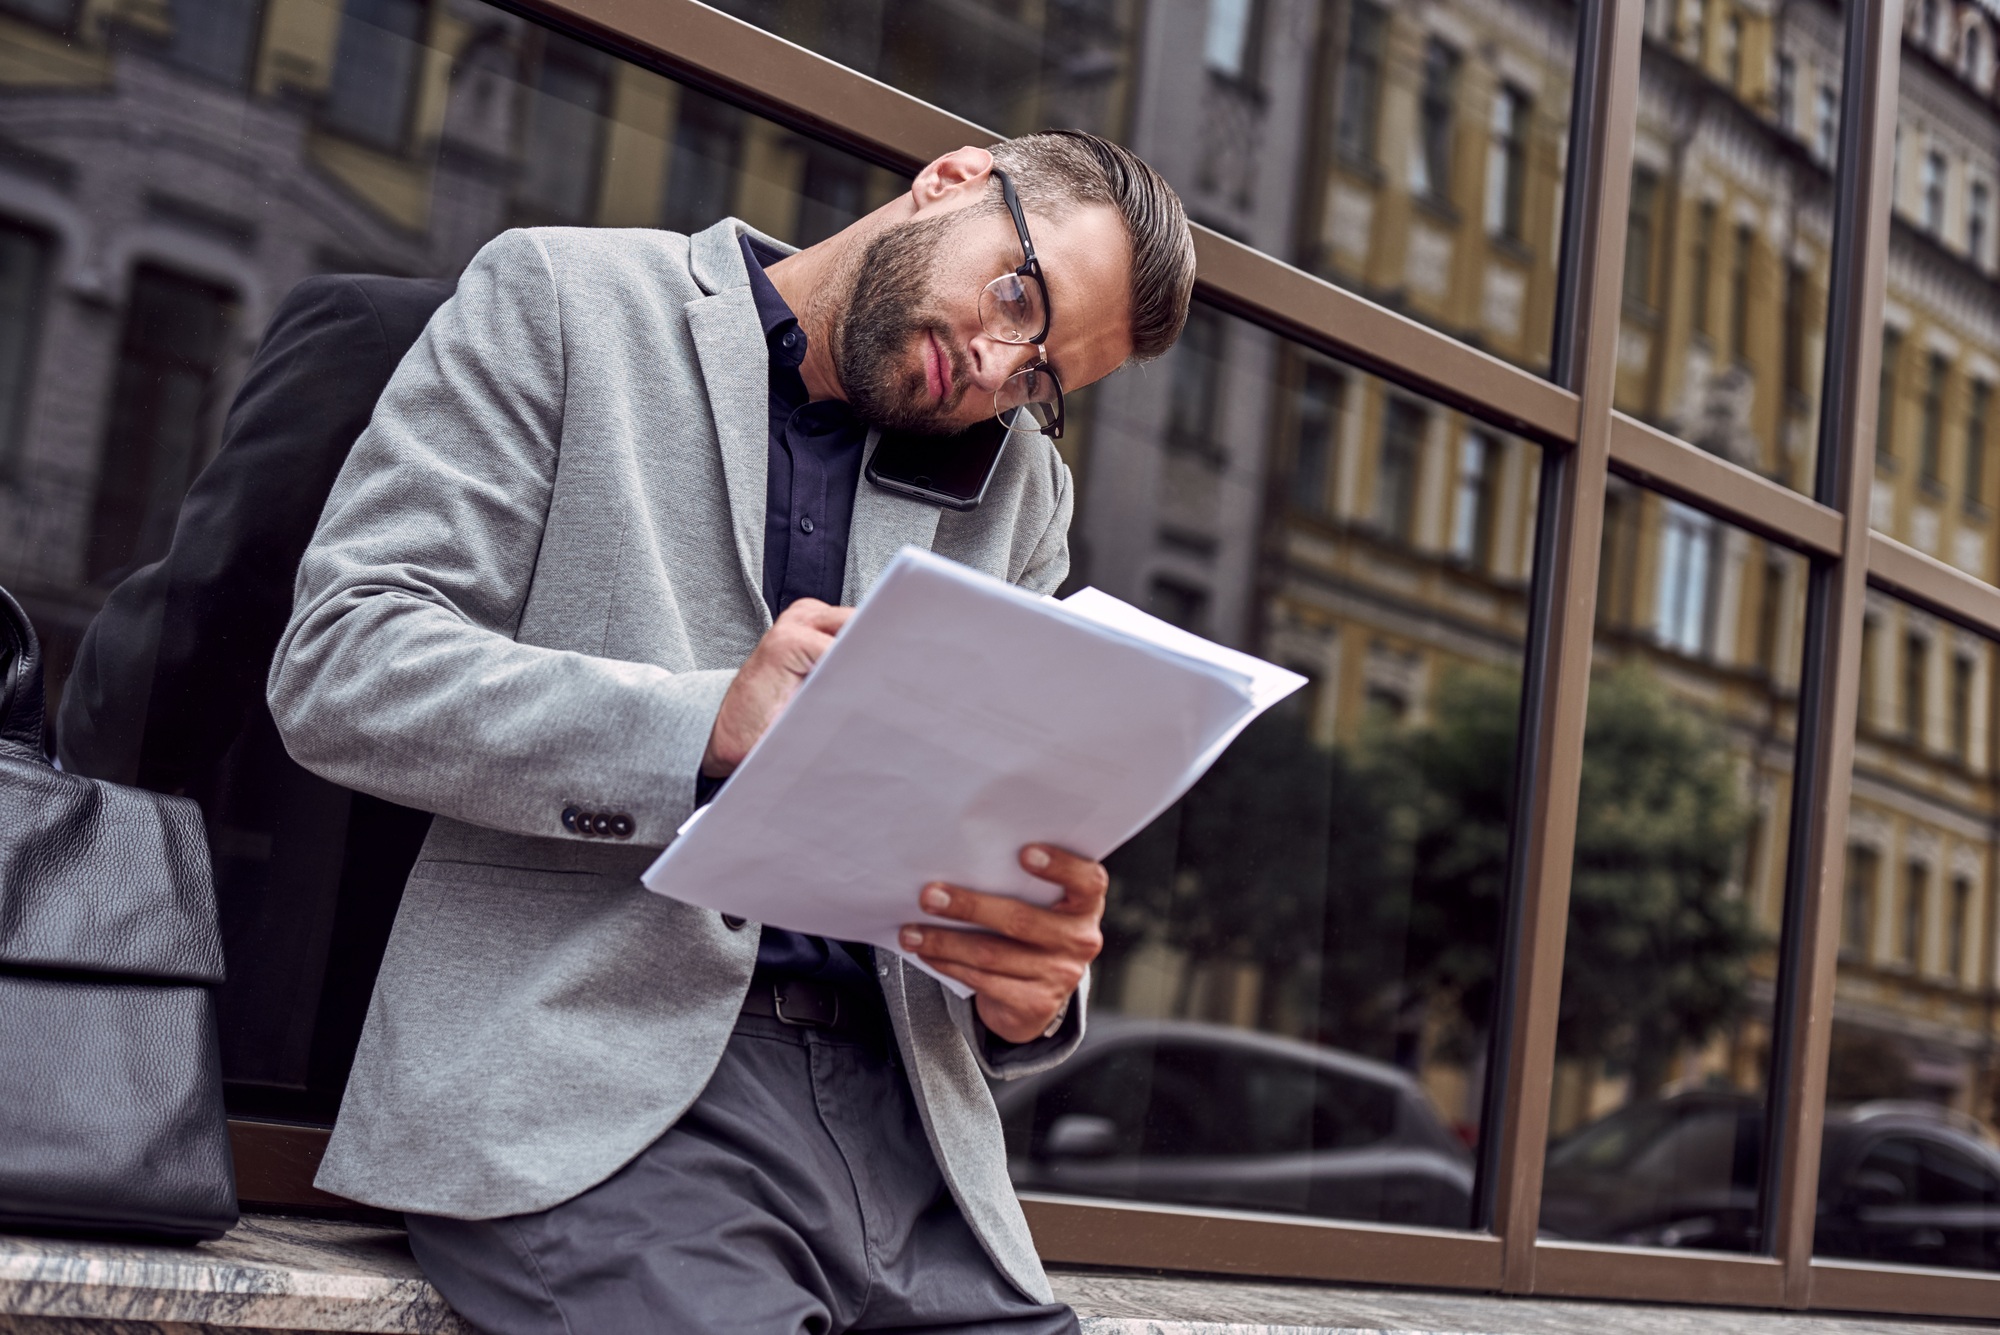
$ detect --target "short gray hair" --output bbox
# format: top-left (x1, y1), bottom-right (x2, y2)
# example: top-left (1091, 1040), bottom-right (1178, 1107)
top-left (987, 130), bottom-right (1195, 364)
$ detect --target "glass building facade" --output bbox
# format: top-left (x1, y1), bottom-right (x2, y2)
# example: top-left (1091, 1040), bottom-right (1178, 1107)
top-left (0, 0), bottom-right (1996, 1318)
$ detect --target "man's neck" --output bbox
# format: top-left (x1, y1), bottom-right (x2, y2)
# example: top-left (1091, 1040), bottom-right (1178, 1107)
top-left (763, 235), bottom-right (859, 405)
top-left (756, 243), bottom-right (836, 401)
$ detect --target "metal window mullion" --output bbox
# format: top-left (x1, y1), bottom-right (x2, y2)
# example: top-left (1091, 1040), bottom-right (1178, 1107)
top-left (1608, 413), bottom-right (1845, 558)
top-left (1763, 0), bottom-right (1906, 1308)
top-left (1868, 530), bottom-right (2000, 634)
top-left (1482, 0), bottom-right (1644, 1292)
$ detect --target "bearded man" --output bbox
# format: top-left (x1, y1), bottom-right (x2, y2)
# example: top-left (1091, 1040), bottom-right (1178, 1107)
top-left (265, 129), bottom-right (1195, 1334)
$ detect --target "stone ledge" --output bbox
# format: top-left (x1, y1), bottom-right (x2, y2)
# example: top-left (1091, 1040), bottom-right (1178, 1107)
top-left (0, 1218), bottom-right (462, 1335)
top-left (0, 1217), bottom-right (1987, 1335)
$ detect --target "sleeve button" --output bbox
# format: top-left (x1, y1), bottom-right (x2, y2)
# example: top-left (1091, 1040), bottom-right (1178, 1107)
top-left (562, 806), bottom-right (581, 832)
top-left (589, 812), bottom-right (613, 835)
top-left (609, 814), bottom-right (634, 838)
top-left (721, 914), bottom-right (747, 930)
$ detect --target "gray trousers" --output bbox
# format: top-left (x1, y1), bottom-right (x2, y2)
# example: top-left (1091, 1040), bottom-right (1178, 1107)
top-left (405, 1010), bottom-right (1079, 1335)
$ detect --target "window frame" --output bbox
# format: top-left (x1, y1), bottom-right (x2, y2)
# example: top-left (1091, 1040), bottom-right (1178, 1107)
top-left (510, 29), bottom-right (617, 225)
top-left (1690, 198), bottom-right (1716, 338)
top-left (0, 217), bottom-right (52, 480)
top-left (1334, 0), bottom-right (1388, 168)
top-left (1729, 220), bottom-right (1754, 366)
top-left (205, 0), bottom-right (2000, 1318)
top-left (1919, 148), bottom-right (1947, 233)
top-left (319, 0), bottom-right (432, 153)
top-left (1201, 0), bottom-right (1265, 88)
top-left (1918, 350), bottom-right (1948, 488)
top-left (1967, 380), bottom-right (1993, 511)
top-left (1485, 84), bottom-right (1531, 242)
top-left (1410, 37), bottom-right (1462, 208)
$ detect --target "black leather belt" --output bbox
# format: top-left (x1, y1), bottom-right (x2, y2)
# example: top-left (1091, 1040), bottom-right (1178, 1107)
top-left (739, 978), bottom-right (881, 1038)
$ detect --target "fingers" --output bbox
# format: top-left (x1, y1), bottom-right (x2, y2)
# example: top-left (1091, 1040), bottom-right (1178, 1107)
top-left (776, 598), bottom-right (855, 635)
top-left (901, 851), bottom-right (1106, 1043)
top-left (913, 881), bottom-right (1103, 956)
top-left (702, 603), bottom-right (853, 776)
top-left (1019, 844), bottom-right (1110, 913)
top-left (900, 923), bottom-right (1090, 988)
top-left (767, 602), bottom-right (853, 676)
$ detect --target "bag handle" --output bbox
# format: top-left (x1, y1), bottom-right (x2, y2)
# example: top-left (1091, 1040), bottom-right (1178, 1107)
top-left (0, 584), bottom-right (47, 763)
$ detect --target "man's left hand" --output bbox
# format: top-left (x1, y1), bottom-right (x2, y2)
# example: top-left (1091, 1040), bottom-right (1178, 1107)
top-left (900, 845), bottom-right (1106, 1044)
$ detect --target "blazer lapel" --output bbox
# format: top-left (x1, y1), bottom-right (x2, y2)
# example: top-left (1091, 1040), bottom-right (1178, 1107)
top-left (682, 218), bottom-right (789, 627)
top-left (844, 428), bottom-right (943, 605)
top-left (685, 289), bottom-right (771, 626)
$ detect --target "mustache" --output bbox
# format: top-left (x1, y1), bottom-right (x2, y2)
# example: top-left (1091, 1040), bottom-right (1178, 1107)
top-left (927, 327), bottom-right (971, 409)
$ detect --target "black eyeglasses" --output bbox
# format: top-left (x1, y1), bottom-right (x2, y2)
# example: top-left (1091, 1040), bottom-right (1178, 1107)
top-left (980, 168), bottom-right (1065, 439)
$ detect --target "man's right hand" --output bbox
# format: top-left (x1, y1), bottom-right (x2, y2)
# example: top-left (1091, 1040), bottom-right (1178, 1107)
top-left (701, 598), bottom-right (854, 779)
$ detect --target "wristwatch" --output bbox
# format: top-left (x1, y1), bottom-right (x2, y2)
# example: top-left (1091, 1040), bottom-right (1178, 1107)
top-left (1040, 995), bottom-right (1071, 1040)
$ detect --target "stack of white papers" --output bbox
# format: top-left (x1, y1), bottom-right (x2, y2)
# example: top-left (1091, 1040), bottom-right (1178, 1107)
top-left (641, 547), bottom-right (1305, 994)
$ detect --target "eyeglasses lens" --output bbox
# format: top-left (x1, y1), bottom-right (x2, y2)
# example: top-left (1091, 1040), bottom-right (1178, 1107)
top-left (996, 364), bottom-right (1059, 433)
top-left (980, 273), bottom-right (1046, 345)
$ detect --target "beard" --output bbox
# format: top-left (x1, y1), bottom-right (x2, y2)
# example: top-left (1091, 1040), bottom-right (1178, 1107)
top-left (832, 213), bottom-right (973, 434)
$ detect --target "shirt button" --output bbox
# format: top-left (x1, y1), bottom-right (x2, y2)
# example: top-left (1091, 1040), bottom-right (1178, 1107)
top-left (800, 516), bottom-right (815, 534)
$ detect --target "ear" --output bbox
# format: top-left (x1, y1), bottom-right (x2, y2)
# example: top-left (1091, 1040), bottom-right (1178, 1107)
top-left (910, 146), bottom-right (996, 217)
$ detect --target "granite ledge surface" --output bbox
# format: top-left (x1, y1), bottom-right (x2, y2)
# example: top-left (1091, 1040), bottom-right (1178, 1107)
top-left (1, 1215), bottom-right (1991, 1335)
top-left (0, 1217), bottom-right (464, 1335)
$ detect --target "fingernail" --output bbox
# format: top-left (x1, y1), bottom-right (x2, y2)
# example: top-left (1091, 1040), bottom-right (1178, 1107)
top-left (921, 885), bottom-right (951, 912)
top-left (900, 927), bottom-right (924, 948)
top-left (1023, 846), bottom-right (1051, 870)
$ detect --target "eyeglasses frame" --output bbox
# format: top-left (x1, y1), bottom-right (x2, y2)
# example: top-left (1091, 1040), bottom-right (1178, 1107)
top-left (988, 166), bottom-right (1066, 440)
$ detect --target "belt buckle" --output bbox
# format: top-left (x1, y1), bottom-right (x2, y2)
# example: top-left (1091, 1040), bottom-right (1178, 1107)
top-left (771, 980), bottom-right (840, 1028)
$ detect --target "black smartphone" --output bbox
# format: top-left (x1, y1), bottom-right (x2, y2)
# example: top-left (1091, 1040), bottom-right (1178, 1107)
top-left (864, 420), bottom-right (1011, 512)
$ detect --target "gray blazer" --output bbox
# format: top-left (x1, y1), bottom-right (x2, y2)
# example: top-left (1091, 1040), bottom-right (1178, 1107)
top-left (267, 218), bottom-right (1082, 1302)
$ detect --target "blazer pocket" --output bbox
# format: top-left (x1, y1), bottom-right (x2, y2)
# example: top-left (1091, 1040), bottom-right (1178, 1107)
top-left (409, 857), bottom-right (631, 895)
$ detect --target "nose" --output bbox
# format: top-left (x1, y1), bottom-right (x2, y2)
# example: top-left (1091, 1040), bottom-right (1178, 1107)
top-left (966, 333), bottom-right (1041, 393)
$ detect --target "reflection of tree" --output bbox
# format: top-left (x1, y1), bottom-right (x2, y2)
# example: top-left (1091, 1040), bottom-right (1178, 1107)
top-left (1102, 662), bottom-right (1760, 1096)
top-left (1554, 666), bottom-right (1761, 1094)
top-left (1101, 701), bottom-right (1407, 1051)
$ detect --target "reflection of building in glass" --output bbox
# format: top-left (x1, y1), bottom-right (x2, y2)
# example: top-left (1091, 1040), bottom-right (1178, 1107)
top-left (1840, 1), bottom-right (2000, 1148)
top-left (0, 0), bottom-right (904, 704)
top-left (1299, 0), bottom-right (1576, 374)
top-left (1285, 0), bottom-right (1998, 1149)
top-left (1161, 0), bottom-right (2000, 1152)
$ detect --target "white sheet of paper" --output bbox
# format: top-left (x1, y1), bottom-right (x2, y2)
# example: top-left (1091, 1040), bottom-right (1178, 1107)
top-left (641, 547), bottom-right (1306, 995)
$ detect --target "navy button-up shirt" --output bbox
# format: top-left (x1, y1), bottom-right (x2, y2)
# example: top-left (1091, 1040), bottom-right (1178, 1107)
top-left (717, 236), bottom-right (1067, 1056)
top-left (737, 234), bottom-right (874, 986)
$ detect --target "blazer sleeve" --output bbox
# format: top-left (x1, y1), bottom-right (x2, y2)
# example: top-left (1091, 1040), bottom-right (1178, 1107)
top-left (60, 275), bottom-right (444, 791)
top-left (1014, 447), bottom-right (1074, 597)
top-left (267, 230), bottom-right (733, 846)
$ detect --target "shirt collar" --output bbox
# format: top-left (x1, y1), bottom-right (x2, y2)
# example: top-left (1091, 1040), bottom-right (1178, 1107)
top-left (739, 233), bottom-right (806, 370)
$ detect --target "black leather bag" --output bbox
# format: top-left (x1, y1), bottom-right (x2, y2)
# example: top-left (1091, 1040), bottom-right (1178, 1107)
top-left (0, 584), bottom-right (237, 1241)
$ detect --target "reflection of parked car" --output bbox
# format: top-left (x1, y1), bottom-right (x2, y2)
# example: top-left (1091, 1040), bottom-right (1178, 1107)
top-left (992, 1017), bottom-right (1473, 1228)
top-left (1539, 1092), bottom-right (2000, 1268)
top-left (1815, 1103), bottom-right (2000, 1270)
top-left (1539, 1091), bottom-right (1763, 1248)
